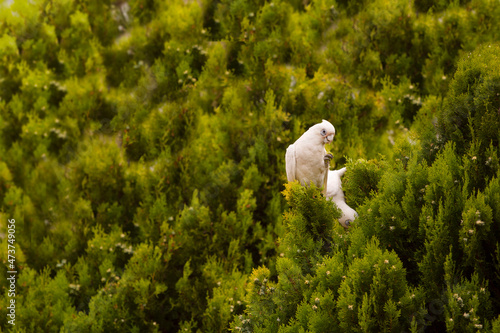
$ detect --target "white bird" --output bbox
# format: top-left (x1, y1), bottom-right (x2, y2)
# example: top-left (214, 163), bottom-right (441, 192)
top-left (325, 167), bottom-right (358, 228)
top-left (285, 120), bottom-right (336, 192)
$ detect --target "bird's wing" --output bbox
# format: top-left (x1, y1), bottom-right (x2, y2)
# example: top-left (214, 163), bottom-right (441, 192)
top-left (285, 144), bottom-right (296, 182)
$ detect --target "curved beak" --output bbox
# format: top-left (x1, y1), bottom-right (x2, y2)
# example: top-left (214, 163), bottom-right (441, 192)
top-left (324, 133), bottom-right (334, 143)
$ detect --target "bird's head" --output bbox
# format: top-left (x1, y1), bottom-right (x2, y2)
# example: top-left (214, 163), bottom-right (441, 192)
top-left (317, 119), bottom-right (335, 144)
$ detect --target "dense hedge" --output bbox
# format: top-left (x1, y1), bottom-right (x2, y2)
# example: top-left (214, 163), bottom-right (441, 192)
top-left (1, 0), bottom-right (500, 332)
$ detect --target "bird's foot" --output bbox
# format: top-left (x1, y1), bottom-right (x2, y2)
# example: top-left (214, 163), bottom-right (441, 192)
top-left (324, 153), bottom-right (333, 169)
top-left (324, 153), bottom-right (333, 162)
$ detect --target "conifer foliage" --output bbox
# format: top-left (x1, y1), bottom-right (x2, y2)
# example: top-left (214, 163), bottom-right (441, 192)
top-left (1, 0), bottom-right (500, 332)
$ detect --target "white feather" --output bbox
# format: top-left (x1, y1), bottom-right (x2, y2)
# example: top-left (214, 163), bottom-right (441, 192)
top-left (326, 168), bottom-right (358, 228)
top-left (285, 120), bottom-right (335, 189)
top-left (285, 144), bottom-right (296, 182)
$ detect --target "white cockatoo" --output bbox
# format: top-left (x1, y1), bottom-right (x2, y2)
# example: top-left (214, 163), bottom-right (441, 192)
top-left (285, 120), bottom-right (336, 192)
top-left (325, 167), bottom-right (358, 228)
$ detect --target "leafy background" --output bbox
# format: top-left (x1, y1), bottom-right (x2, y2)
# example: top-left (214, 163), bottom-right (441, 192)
top-left (0, 0), bottom-right (500, 332)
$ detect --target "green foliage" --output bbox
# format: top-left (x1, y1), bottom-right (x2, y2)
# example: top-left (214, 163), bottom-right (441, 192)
top-left (281, 181), bottom-right (341, 274)
top-left (438, 44), bottom-right (500, 160)
top-left (444, 253), bottom-right (492, 333)
top-left (337, 240), bottom-right (425, 332)
top-left (1, 0), bottom-right (500, 331)
top-left (342, 158), bottom-right (384, 207)
top-left (231, 186), bottom-right (426, 332)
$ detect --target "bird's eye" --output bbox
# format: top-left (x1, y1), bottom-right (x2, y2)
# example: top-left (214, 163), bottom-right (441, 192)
top-left (320, 129), bottom-right (327, 136)
top-left (345, 220), bottom-right (351, 227)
